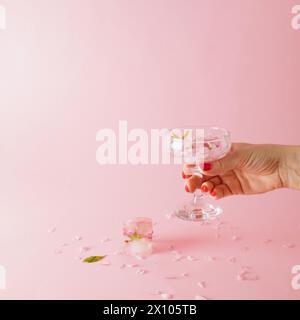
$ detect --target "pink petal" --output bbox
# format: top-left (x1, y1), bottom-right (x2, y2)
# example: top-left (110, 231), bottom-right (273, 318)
top-left (126, 264), bottom-right (139, 268)
top-left (204, 255), bottom-right (216, 262)
top-left (237, 269), bottom-right (259, 281)
top-left (232, 235), bottom-right (241, 241)
top-left (282, 243), bottom-right (296, 249)
top-left (160, 293), bottom-right (173, 300)
top-left (172, 257), bottom-right (183, 262)
top-left (228, 257), bottom-right (237, 263)
top-left (74, 236), bottom-right (82, 241)
top-left (181, 273), bottom-right (189, 278)
top-left (100, 237), bottom-right (111, 244)
top-left (197, 281), bottom-right (206, 288)
top-left (136, 269), bottom-right (148, 275)
top-left (79, 246), bottom-right (91, 253)
top-left (61, 243), bottom-right (70, 247)
top-left (165, 213), bottom-right (175, 220)
top-left (195, 294), bottom-right (208, 300)
top-left (48, 227), bottom-right (56, 233)
top-left (264, 238), bottom-right (272, 244)
top-left (187, 255), bottom-right (198, 261)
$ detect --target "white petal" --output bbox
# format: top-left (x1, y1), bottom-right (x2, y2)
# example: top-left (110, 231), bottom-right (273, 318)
top-left (197, 281), bottom-right (206, 288)
top-left (237, 270), bottom-right (259, 281)
top-left (181, 273), bottom-right (189, 278)
top-left (264, 238), bottom-right (272, 244)
top-left (136, 269), bottom-right (148, 275)
top-left (160, 293), bottom-right (173, 300)
top-left (282, 243), bottom-right (296, 249)
top-left (100, 237), bottom-right (111, 244)
top-left (165, 213), bottom-right (175, 220)
top-left (79, 246), bottom-right (91, 253)
top-left (228, 257), bottom-right (237, 263)
top-left (204, 255), bottom-right (215, 262)
top-left (187, 255), bottom-right (198, 261)
top-left (126, 264), bottom-right (139, 268)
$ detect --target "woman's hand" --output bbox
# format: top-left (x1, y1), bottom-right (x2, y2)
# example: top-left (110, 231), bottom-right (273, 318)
top-left (183, 143), bottom-right (300, 200)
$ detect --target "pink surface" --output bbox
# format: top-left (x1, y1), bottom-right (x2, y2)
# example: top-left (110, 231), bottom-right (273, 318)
top-left (0, 0), bottom-right (300, 299)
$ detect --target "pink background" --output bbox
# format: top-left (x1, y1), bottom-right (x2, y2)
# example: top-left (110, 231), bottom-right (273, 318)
top-left (0, 0), bottom-right (300, 299)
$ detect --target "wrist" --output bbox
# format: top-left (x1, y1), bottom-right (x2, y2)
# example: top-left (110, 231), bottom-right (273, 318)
top-left (278, 145), bottom-right (300, 190)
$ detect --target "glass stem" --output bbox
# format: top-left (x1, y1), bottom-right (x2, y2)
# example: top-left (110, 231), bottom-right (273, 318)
top-left (193, 189), bottom-right (204, 205)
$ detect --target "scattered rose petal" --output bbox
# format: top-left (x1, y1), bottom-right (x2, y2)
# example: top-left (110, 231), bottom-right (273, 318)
top-left (264, 238), bottom-right (272, 244)
top-left (228, 257), bottom-right (237, 263)
top-left (61, 243), bottom-right (70, 247)
top-left (160, 292), bottom-right (173, 300)
top-left (172, 256), bottom-right (184, 262)
top-left (79, 246), bottom-right (91, 253)
top-left (197, 281), bottom-right (206, 288)
top-left (181, 273), bottom-right (189, 278)
top-left (100, 237), bottom-right (111, 244)
top-left (195, 294), bottom-right (208, 300)
top-left (75, 256), bottom-right (83, 260)
top-left (237, 269), bottom-right (259, 281)
top-left (282, 243), bottom-right (296, 249)
top-left (48, 227), bottom-right (56, 234)
top-left (165, 213), bottom-right (175, 220)
top-left (204, 255), bottom-right (216, 262)
top-left (136, 269), bottom-right (148, 275)
top-left (126, 264), bottom-right (139, 268)
top-left (187, 255), bottom-right (198, 261)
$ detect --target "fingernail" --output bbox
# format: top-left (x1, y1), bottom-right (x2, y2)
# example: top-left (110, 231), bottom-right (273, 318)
top-left (211, 191), bottom-right (217, 197)
top-left (182, 171), bottom-right (186, 179)
top-left (185, 185), bottom-right (190, 193)
top-left (201, 185), bottom-right (208, 193)
top-left (201, 163), bottom-right (212, 171)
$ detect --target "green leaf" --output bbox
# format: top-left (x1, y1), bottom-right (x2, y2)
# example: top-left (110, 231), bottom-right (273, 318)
top-left (83, 255), bottom-right (106, 263)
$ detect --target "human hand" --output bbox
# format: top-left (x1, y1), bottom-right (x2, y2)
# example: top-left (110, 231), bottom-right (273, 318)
top-left (183, 143), bottom-right (300, 200)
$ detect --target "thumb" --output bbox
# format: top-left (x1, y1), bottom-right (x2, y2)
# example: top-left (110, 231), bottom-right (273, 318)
top-left (201, 149), bottom-right (243, 176)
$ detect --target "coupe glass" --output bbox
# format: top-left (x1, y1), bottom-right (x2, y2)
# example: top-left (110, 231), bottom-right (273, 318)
top-left (169, 126), bottom-right (231, 222)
